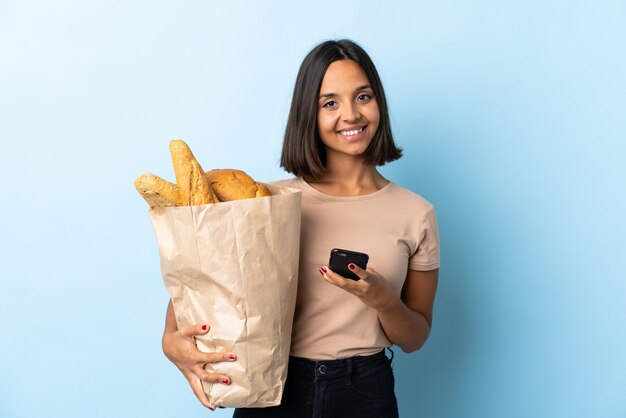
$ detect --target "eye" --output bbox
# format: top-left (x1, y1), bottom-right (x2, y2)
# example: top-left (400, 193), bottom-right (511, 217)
top-left (322, 100), bottom-right (337, 108)
top-left (357, 93), bottom-right (372, 102)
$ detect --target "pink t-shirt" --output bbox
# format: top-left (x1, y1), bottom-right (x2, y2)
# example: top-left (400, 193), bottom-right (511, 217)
top-left (269, 177), bottom-right (440, 360)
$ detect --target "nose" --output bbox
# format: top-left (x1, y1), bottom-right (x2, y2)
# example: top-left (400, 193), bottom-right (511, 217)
top-left (342, 102), bottom-right (360, 122)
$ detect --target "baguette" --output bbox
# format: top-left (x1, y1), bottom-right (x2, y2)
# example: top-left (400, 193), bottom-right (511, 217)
top-left (134, 173), bottom-right (181, 208)
top-left (169, 140), bottom-right (218, 205)
top-left (205, 169), bottom-right (272, 201)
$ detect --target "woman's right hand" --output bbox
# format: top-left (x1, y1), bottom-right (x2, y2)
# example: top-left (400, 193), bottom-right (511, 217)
top-left (162, 323), bottom-right (237, 411)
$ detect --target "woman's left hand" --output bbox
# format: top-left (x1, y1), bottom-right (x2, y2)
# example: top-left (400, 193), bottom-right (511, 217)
top-left (319, 264), bottom-right (398, 312)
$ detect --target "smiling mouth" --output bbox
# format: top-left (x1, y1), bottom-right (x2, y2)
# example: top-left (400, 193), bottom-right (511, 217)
top-left (337, 126), bottom-right (366, 136)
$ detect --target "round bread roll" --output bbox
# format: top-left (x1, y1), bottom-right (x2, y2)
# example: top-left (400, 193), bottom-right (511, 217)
top-left (205, 169), bottom-right (272, 201)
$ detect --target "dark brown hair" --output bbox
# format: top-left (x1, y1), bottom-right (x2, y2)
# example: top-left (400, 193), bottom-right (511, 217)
top-left (280, 39), bottom-right (402, 179)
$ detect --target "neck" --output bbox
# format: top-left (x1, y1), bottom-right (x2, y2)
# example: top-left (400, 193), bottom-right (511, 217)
top-left (305, 152), bottom-right (385, 190)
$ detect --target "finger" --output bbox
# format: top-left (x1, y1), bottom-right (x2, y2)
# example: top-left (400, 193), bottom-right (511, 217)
top-left (186, 372), bottom-right (217, 411)
top-left (320, 266), bottom-right (358, 291)
top-left (365, 266), bottom-right (380, 276)
top-left (346, 263), bottom-right (369, 280)
top-left (192, 350), bottom-right (238, 365)
top-left (197, 368), bottom-right (232, 386)
top-left (179, 323), bottom-right (210, 342)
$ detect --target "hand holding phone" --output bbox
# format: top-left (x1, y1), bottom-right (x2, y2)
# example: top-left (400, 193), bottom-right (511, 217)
top-left (328, 248), bottom-right (369, 281)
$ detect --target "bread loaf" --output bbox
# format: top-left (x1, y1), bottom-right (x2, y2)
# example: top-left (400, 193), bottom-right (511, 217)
top-left (135, 140), bottom-right (270, 207)
top-left (255, 183), bottom-right (272, 198)
top-left (134, 174), bottom-right (181, 208)
top-left (169, 140), bottom-right (218, 205)
top-left (205, 169), bottom-right (272, 201)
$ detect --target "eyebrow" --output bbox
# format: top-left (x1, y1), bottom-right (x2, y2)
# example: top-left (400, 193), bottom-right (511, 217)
top-left (319, 84), bottom-right (372, 99)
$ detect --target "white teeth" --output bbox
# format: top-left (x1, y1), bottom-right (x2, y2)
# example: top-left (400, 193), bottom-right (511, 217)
top-left (339, 127), bottom-right (364, 136)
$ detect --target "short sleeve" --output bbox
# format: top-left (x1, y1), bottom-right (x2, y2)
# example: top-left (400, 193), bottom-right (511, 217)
top-left (408, 206), bottom-right (440, 271)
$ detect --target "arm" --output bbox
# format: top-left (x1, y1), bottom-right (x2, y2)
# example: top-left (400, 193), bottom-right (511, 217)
top-left (164, 299), bottom-right (178, 334)
top-left (377, 268), bottom-right (439, 352)
top-left (319, 266), bottom-right (439, 353)
top-left (162, 299), bottom-right (237, 411)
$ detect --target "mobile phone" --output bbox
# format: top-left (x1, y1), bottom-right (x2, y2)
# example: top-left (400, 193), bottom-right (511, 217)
top-left (328, 248), bottom-right (369, 281)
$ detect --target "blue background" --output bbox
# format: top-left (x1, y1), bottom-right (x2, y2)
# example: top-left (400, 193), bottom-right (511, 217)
top-left (1, 1), bottom-right (625, 417)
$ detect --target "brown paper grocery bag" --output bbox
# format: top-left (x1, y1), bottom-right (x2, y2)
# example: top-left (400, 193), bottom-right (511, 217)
top-left (148, 183), bottom-right (301, 408)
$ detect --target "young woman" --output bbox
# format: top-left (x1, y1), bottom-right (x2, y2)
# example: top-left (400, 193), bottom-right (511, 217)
top-left (162, 39), bottom-right (440, 418)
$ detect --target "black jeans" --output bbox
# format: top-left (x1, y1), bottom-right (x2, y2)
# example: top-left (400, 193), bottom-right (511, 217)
top-left (233, 349), bottom-right (398, 418)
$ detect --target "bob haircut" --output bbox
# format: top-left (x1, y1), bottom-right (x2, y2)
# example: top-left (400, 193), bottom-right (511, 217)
top-left (280, 39), bottom-right (403, 179)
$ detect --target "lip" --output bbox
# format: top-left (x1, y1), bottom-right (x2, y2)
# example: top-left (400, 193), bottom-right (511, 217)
top-left (337, 125), bottom-right (368, 141)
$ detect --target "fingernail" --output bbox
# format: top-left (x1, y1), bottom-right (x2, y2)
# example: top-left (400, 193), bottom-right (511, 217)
top-left (222, 378), bottom-right (230, 384)
top-left (348, 263), bottom-right (355, 270)
top-left (209, 406), bottom-right (215, 411)
top-left (319, 268), bottom-right (324, 276)
top-left (321, 267), bottom-right (327, 273)
top-left (229, 354), bottom-right (237, 360)
top-left (202, 324), bottom-right (207, 331)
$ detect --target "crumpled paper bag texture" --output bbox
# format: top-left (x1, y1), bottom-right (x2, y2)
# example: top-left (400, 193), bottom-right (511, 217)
top-left (148, 183), bottom-right (301, 407)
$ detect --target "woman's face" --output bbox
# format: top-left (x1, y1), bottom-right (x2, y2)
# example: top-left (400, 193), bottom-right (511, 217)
top-left (317, 59), bottom-right (380, 160)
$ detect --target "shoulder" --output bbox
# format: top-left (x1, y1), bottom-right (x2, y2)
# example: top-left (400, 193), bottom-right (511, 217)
top-left (265, 177), bottom-right (307, 195)
top-left (386, 182), bottom-right (435, 216)
top-left (267, 177), bottom-right (302, 189)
